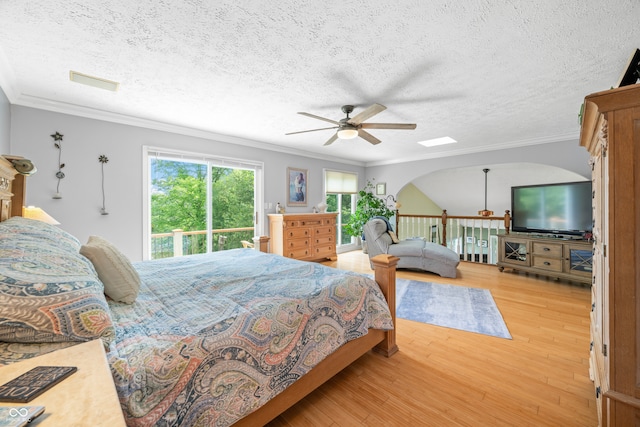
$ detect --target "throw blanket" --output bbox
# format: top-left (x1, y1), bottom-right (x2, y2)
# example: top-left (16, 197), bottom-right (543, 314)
top-left (107, 249), bottom-right (392, 426)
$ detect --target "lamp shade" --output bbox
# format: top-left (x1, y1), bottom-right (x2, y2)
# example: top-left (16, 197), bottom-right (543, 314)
top-left (22, 206), bottom-right (60, 225)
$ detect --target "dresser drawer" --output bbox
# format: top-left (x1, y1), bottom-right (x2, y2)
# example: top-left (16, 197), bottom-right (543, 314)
top-left (532, 256), bottom-right (563, 272)
top-left (286, 238), bottom-right (310, 249)
top-left (285, 248), bottom-right (310, 259)
top-left (314, 245), bottom-right (336, 258)
top-left (315, 235), bottom-right (334, 245)
top-left (286, 228), bottom-right (310, 239)
top-left (532, 242), bottom-right (562, 258)
top-left (299, 218), bottom-right (323, 227)
top-left (314, 226), bottom-right (335, 237)
top-left (321, 217), bottom-right (336, 226)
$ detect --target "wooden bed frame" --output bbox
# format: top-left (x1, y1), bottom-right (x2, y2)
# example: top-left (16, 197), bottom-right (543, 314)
top-left (0, 155), bottom-right (399, 426)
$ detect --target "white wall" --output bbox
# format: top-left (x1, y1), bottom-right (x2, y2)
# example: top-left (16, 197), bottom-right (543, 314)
top-left (0, 87), bottom-right (9, 154)
top-left (9, 106), bottom-right (365, 261)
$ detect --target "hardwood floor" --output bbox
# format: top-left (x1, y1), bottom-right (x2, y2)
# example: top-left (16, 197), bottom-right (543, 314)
top-left (267, 251), bottom-right (597, 426)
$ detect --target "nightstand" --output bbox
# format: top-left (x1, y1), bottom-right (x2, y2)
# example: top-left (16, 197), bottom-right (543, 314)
top-left (0, 339), bottom-right (125, 426)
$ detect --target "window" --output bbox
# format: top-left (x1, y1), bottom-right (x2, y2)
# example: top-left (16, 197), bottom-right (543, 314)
top-left (324, 169), bottom-right (358, 252)
top-left (143, 147), bottom-right (263, 259)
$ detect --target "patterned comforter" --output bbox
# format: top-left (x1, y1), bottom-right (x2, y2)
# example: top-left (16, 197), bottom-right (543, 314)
top-left (107, 249), bottom-right (393, 426)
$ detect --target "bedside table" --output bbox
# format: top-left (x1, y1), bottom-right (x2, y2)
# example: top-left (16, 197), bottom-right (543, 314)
top-left (0, 339), bottom-right (125, 426)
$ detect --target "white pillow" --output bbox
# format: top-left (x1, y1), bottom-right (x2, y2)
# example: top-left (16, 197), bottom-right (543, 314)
top-left (388, 230), bottom-right (400, 244)
top-left (80, 236), bottom-right (140, 304)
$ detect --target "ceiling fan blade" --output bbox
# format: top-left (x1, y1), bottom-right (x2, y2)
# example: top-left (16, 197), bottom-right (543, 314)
top-left (298, 112), bottom-right (340, 125)
top-left (358, 130), bottom-right (381, 145)
top-left (285, 126), bottom-right (338, 135)
top-left (323, 133), bottom-right (339, 146)
top-left (360, 123), bottom-right (417, 130)
top-left (349, 103), bottom-right (386, 125)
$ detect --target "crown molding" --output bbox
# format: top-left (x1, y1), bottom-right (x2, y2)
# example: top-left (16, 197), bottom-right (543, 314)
top-left (11, 93), bottom-right (367, 167)
top-left (2, 79), bottom-right (579, 169)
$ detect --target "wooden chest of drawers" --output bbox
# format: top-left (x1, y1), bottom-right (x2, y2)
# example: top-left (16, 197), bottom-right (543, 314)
top-left (268, 213), bottom-right (338, 261)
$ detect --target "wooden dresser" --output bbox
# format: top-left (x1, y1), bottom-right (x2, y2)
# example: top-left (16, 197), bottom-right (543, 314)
top-left (579, 83), bottom-right (640, 426)
top-left (268, 213), bottom-right (338, 261)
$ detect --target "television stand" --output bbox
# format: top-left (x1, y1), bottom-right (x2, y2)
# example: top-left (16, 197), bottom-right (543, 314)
top-left (496, 234), bottom-right (592, 284)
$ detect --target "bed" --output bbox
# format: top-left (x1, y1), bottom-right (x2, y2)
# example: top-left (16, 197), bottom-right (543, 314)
top-left (0, 156), bottom-right (399, 426)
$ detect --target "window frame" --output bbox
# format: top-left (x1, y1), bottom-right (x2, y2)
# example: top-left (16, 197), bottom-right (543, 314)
top-left (323, 168), bottom-right (359, 253)
top-left (143, 146), bottom-right (264, 260)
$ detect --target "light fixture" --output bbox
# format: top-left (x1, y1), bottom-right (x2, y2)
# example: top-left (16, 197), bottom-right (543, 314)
top-left (337, 125), bottom-right (359, 139)
top-left (478, 168), bottom-right (494, 216)
top-left (22, 206), bottom-right (60, 225)
top-left (9, 158), bottom-right (37, 176)
top-left (69, 71), bottom-right (120, 92)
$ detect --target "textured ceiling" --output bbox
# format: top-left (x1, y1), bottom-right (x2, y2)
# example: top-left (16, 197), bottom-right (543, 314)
top-left (0, 1), bottom-right (638, 166)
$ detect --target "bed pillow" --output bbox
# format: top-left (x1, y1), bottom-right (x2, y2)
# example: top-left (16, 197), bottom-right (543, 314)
top-left (0, 216), bottom-right (81, 252)
top-left (80, 236), bottom-right (140, 304)
top-left (0, 231), bottom-right (116, 347)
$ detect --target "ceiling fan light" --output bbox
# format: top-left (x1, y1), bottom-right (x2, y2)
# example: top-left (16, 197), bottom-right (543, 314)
top-left (337, 128), bottom-right (358, 139)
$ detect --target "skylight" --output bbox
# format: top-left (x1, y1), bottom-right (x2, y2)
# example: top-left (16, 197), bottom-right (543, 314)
top-left (418, 136), bottom-right (457, 147)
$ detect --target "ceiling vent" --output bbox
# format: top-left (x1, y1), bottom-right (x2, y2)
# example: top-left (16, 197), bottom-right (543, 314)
top-left (69, 71), bottom-right (119, 92)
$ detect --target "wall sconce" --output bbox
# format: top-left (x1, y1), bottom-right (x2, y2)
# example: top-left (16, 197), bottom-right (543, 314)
top-left (384, 194), bottom-right (402, 210)
top-left (9, 158), bottom-right (37, 176)
top-left (23, 206), bottom-right (60, 225)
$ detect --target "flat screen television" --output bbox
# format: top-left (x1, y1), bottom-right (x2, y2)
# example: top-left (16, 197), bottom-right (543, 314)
top-left (511, 181), bottom-right (592, 236)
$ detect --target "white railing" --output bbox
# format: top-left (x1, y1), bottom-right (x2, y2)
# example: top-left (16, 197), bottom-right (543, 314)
top-left (150, 227), bottom-right (255, 259)
top-left (396, 210), bottom-right (511, 265)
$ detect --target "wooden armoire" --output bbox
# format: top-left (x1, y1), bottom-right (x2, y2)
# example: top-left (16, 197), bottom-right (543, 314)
top-left (579, 82), bottom-right (640, 426)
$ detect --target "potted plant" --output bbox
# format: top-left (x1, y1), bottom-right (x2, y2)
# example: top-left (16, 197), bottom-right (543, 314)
top-left (344, 181), bottom-right (394, 251)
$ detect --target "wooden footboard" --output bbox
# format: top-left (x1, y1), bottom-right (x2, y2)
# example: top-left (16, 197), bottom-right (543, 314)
top-left (234, 253), bottom-right (399, 426)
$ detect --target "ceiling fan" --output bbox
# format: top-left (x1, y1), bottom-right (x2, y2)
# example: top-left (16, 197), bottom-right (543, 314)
top-left (286, 103), bottom-right (417, 146)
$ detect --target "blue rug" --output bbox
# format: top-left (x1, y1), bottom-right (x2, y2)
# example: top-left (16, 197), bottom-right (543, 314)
top-left (396, 279), bottom-right (512, 339)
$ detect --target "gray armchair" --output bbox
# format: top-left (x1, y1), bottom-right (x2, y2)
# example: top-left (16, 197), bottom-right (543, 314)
top-left (363, 218), bottom-right (460, 278)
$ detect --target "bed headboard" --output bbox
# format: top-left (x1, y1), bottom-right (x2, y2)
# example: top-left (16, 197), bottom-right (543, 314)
top-left (0, 155), bottom-right (25, 222)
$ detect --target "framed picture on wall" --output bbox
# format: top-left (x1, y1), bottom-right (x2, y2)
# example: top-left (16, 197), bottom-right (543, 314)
top-left (287, 167), bottom-right (307, 206)
top-left (376, 182), bottom-right (386, 195)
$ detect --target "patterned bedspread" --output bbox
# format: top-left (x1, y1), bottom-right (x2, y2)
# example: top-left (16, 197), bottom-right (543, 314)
top-left (107, 249), bottom-right (393, 426)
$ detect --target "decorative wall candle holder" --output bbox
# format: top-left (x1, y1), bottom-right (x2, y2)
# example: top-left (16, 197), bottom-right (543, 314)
top-left (51, 132), bottom-right (65, 199)
top-left (98, 155), bottom-right (109, 215)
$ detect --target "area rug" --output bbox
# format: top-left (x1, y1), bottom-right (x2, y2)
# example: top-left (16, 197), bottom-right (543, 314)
top-left (395, 279), bottom-right (512, 339)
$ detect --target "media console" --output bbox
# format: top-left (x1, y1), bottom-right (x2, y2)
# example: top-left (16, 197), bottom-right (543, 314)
top-left (496, 234), bottom-right (592, 284)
